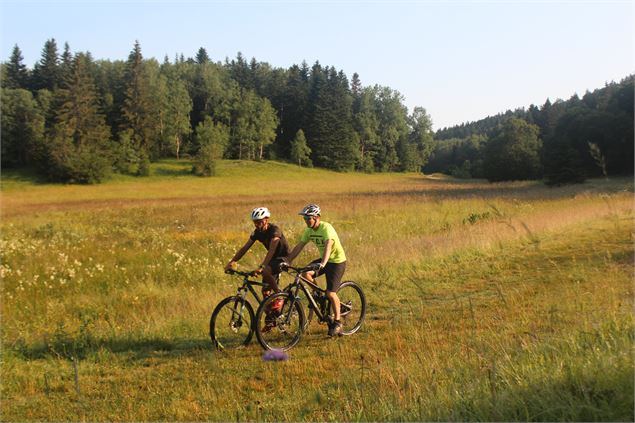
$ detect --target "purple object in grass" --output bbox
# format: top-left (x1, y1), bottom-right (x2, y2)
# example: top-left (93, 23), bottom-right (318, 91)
top-left (262, 350), bottom-right (289, 361)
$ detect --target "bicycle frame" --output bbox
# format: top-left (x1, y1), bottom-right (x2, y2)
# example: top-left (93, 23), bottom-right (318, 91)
top-left (284, 268), bottom-right (330, 323)
top-left (236, 277), bottom-right (265, 304)
top-left (226, 270), bottom-right (280, 319)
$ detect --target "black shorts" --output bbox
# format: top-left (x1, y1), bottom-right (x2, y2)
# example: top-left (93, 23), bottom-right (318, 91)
top-left (268, 257), bottom-right (288, 275)
top-left (309, 259), bottom-right (346, 292)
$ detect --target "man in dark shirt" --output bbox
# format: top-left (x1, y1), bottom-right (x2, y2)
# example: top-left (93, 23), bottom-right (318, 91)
top-left (225, 207), bottom-right (290, 294)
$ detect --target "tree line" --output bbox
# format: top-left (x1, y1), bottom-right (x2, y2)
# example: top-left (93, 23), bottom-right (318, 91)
top-left (1, 39), bottom-right (434, 183)
top-left (3, 39), bottom-right (632, 185)
top-left (428, 76), bottom-right (634, 184)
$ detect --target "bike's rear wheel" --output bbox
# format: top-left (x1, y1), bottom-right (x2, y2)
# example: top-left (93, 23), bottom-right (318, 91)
top-left (209, 296), bottom-right (255, 349)
top-left (255, 292), bottom-right (305, 351)
top-left (337, 281), bottom-right (366, 335)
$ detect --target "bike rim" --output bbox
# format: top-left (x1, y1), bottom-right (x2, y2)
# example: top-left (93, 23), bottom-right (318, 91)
top-left (212, 299), bottom-right (253, 349)
top-left (337, 283), bottom-right (365, 335)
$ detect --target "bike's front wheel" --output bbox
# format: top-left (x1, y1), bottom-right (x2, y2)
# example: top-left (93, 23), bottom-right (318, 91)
top-left (337, 281), bottom-right (366, 335)
top-left (255, 292), bottom-right (305, 351)
top-left (284, 285), bottom-right (312, 332)
top-left (209, 296), bottom-right (255, 350)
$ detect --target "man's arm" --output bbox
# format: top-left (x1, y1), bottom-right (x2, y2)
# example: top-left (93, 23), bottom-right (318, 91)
top-left (319, 239), bottom-right (334, 268)
top-left (255, 237), bottom-right (280, 274)
top-left (225, 238), bottom-right (255, 270)
top-left (286, 241), bottom-right (307, 264)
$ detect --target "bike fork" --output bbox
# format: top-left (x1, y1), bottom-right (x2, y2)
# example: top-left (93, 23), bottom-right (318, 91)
top-left (233, 290), bottom-right (248, 321)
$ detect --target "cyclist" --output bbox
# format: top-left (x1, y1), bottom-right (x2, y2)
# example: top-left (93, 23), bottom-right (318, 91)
top-left (287, 204), bottom-right (347, 337)
top-left (225, 207), bottom-right (290, 297)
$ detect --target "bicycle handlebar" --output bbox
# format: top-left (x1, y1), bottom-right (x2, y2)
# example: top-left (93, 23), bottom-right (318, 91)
top-left (279, 262), bottom-right (316, 274)
top-left (224, 269), bottom-right (258, 278)
top-left (224, 263), bottom-right (315, 278)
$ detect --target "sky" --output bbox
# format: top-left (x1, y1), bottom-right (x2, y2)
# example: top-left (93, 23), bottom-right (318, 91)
top-left (1, 0), bottom-right (633, 130)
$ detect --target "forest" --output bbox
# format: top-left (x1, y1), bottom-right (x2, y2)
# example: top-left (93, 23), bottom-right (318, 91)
top-left (430, 76), bottom-right (634, 184)
top-left (1, 38), bottom-right (633, 184)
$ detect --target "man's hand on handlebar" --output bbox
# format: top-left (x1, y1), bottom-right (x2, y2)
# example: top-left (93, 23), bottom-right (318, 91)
top-left (224, 267), bottom-right (258, 277)
top-left (224, 260), bottom-right (238, 272)
top-left (278, 262), bottom-right (322, 274)
top-left (309, 262), bottom-right (323, 272)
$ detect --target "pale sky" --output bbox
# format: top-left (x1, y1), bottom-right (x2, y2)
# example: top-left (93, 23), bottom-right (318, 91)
top-left (1, 0), bottom-right (633, 130)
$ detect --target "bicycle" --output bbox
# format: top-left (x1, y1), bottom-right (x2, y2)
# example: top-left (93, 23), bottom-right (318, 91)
top-left (254, 263), bottom-right (366, 351)
top-left (209, 269), bottom-right (281, 350)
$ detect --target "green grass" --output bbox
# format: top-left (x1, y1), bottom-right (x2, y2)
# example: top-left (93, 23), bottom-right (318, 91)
top-left (1, 160), bottom-right (633, 421)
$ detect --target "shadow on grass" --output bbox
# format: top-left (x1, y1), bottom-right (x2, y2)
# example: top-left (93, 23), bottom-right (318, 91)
top-left (446, 365), bottom-right (634, 422)
top-left (357, 176), bottom-right (634, 202)
top-left (152, 166), bottom-right (194, 177)
top-left (0, 167), bottom-right (49, 185)
top-left (11, 336), bottom-right (216, 361)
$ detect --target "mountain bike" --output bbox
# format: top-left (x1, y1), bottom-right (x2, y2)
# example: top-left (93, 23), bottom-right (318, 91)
top-left (209, 269), bottom-right (280, 350)
top-left (254, 263), bottom-right (366, 351)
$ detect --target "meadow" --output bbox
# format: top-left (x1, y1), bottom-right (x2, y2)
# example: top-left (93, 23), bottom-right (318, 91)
top-left (1, 160), bottom-right (633, 421)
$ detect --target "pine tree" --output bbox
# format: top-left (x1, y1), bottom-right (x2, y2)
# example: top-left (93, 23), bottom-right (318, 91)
top-left (305, 65), bottom-right (357, 170)
top-left (228, 52), bottom-right (252, 89)
top-left (44, 53), bottom-right (112, 183)
top-left (60, 42), bottom-right (73, 82)
top-left (32, 38), bottom-right (61, 91)
top-left (196, 47), bottom-right (210, 64)
top-left (5, 45), bottom-right (29, 89)
top-left (543, 137), bottom-right (586, 185)
top-left (121, 41), bottom-right (155, 172)
top-left (276, 64), bottom-right (309, 159)
top-left (351, 72), bottom-right (362, 98)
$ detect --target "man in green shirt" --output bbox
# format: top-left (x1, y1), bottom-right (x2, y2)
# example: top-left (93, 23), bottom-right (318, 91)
top-left (287, 204), bottom-right (347, 337)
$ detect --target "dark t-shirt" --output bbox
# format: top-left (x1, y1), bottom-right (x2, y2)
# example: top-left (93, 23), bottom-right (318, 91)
top-left (250, 224), bottom-right (289, 258)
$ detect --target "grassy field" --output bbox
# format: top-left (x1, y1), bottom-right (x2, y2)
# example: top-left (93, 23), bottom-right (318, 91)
top-left (1, 160), bottom-right (633, 421)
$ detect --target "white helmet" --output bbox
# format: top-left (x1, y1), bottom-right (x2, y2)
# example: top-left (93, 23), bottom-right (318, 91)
top-left (250, 207), bottom-right (270, 221)
top-left (299, 204), bottom-right (321, 217)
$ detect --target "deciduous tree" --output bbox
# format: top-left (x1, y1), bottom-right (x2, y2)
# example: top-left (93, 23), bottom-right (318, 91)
top-left (483, 118), bottom-right (542, 182)
top-left (193, 116), bottom-right (229, 176)
top-left (290, 129), bottom-right (312, 166)
top-left (0, 88), bottom-right (45, 167)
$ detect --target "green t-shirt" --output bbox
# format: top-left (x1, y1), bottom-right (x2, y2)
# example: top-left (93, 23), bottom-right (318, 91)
top-left (300, 221), bottom-right (346, 263)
